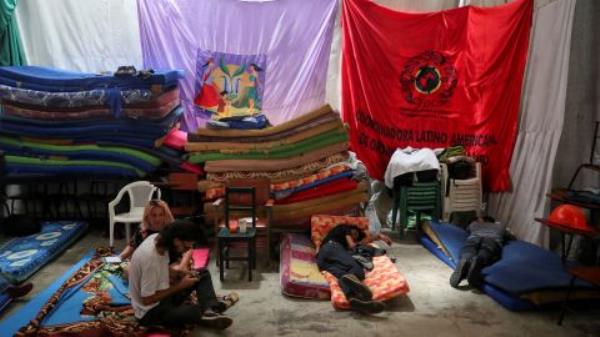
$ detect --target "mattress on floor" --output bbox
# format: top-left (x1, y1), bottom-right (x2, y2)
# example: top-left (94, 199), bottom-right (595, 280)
top-left (323, 255), bottom-right (410, 310)
top-left (0, 65), bottom-right (181, 92)
top-left (0, 221), bottom-right (88, 283)
top-left (421, 221), bottom-right (599, 309)
top-left (2, 249), bottom-right (183, 337)
top-left (419, 234), bottom-right (536, 311)
top-left (280, 233), bottom-right (330, 300)
top-left (0, 274), bottom-right (12, 314)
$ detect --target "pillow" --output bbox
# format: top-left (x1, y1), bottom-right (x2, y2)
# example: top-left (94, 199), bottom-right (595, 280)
top-left (310, 215), bottom-right (369, 249)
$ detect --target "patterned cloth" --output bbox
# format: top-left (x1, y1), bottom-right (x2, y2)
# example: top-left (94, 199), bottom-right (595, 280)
top-left (0, 85), bottom-right (155, 108)
top-left (15, 249), bottom-right (190, 337)
top-left (203, 163), bottom-right (351, 200)
top-left (323, 255), bottom-right (409, 309)
top-left (206, 153), bottom-right (349, 183)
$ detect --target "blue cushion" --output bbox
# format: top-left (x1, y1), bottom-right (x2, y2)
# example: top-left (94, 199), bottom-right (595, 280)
top-left (424, 221), bottom-right (594, 296)
top-left (426, 221), bottom-right (468, 263)
top-left (0, 221), bottom-right (88, 283)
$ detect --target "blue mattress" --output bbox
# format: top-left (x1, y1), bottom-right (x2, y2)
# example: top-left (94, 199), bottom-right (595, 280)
top-left (0, 274), bottom-right (12, 314)
top-left (419, 234), bottom-right (534, 311)
top-left (421, 221), bottom-right (596, 310)
top-left (0, 221), bottom-right (88, 283)
top-left (0, 106), bottom-right (182, 139)
top-left (5, 163), bottom-right (142, 178)
top-left (0, 66), bottom-right (182, 92)
top-left (0, 251), bottom-right (94, 337)
top-left (0, 139), bottom-right (160, 173)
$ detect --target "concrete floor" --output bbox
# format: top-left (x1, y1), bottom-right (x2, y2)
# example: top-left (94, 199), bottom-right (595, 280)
top-left (1, 229), bottom-right (598, 337)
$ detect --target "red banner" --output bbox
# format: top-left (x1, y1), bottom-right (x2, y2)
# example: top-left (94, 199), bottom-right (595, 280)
top-left (341, 0), bottom-right (532, 192)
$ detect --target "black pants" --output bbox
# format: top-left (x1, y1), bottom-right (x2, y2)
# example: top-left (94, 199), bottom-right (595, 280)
top-left (316, 241), bottom-right (365, 299)
top-left (459, 236), bottom-right (502, 270)
top-left (139, 269), bottom-right (221, 327)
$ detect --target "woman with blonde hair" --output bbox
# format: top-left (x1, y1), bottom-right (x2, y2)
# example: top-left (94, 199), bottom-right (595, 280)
top-left (119, 199), bottom-right (175, 260)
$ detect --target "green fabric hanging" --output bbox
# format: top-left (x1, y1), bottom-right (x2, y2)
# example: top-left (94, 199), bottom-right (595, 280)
top-left (0, 0), bottom-right (25, 66)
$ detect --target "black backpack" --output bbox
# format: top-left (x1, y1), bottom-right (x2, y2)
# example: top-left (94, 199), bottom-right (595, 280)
top-left (447, 156), bottom-right (475, 180)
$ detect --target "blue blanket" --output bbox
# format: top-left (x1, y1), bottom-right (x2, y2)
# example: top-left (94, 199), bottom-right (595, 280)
top-left (0, 66), bottom-right (182, 92)
top-left (0, 221), bottom-right (88, 283)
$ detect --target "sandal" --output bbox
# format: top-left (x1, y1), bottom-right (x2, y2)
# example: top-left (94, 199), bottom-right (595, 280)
top-left (218, 292), bottom-right (239, 312)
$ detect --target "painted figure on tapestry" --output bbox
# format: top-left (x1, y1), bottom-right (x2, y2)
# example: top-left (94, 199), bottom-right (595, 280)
top-left (194, 50), bottom-right (266, 120)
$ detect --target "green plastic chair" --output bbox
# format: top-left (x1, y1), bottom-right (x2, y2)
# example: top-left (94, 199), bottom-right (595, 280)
top-left (391, 180), bottom-right (441, 236)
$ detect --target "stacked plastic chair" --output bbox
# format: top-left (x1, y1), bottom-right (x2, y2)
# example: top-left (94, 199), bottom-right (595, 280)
top-left (440, 161), bottom-right (482, 221)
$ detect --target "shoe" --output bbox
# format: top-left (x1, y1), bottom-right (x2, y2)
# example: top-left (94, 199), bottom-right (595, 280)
top-left (467, 257), bottom-right (484, 288)
top-left (199, 312), bottom-right (233, 330)
top-left (352, 255), bottom-right (374, 271)
top-left (341, 274), bottom-right (372, 301)
top-left (6, 283), bottom-right (33, 298)
top-left (215, 292), bottom-right (239, 313)
top-left (449, 257), bottom-right (470, 288)
top-left (349, 298), bottom-right (386, 314)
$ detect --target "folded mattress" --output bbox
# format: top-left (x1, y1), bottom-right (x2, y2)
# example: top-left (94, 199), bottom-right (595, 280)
top-left (0, 136), bottom-right (161, 172)
top-left (0, 106), bottom-right (182, 141)
top-left (0, 66), bottom-right (182, 92)
top-left (4, 155), bottom-right (144, 178)
top-left (187, 130), bottom-right (347, 163)
top-left (2, 88), bottom-right (179, 121)
top-left (206, 153), bottom-right (349, 183)
top-left (204, 143), bottom-right (348, 173)
top-left (280, 233), bottom-right (330, 300)
top-left (186, 119), bottom-right (343, 152)
top-left (0, 221), bottom-right (88, 283)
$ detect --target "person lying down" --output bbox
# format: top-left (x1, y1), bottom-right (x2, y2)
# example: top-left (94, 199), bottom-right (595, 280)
top-left (315, 224), bottom-right (392, 314)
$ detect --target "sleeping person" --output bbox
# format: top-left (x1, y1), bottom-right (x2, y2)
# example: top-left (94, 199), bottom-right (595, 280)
top-left (316, 224), bottom-right (391, 314)
top-left (450, 216), bottom-right (509, 288)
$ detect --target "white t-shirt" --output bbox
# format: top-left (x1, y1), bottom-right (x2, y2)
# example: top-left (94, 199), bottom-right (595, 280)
top-left (128, 233), bottom-right (170, 319)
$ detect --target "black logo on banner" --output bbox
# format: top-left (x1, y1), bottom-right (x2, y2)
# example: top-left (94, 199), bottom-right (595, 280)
top-left (400, 50), bottom-right (458, 107)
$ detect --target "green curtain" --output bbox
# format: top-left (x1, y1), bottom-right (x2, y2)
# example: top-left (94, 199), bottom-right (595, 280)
top-left (0, 0), bottom-right (25, 66)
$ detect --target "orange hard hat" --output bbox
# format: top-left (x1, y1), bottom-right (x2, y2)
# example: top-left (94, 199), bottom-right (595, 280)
top-left (548, 204), bottom-right (589, 231)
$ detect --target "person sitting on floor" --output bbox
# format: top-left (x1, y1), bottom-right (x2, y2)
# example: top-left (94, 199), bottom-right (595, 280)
top-left (316, 224), bottom-right (391, 314)
top-left (450, 216), bottom-right (509, 288)
top-left (129, 219), bottom-right (237, 330)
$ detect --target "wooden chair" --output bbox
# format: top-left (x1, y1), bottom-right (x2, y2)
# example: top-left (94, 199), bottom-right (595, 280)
top-left (211, 178), bottom-right (273, 266)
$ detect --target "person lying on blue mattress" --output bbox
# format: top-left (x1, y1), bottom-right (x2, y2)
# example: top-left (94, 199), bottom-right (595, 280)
top-left (316, 224), bottom-right (391, 314)
top-left (450, 216), bottom-right (513, 288)
top-left (129, 219), bottom-right (237, 330)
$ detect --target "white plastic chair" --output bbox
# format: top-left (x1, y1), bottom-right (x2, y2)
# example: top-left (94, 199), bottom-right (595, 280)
top-left (108, 181), bottom-right (161, 247)
top-left (440, 162), bottom-right (482, 221)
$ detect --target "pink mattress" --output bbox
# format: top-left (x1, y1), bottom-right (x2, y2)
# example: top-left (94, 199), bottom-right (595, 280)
top-left (280, 233), bottom-right (330, 300)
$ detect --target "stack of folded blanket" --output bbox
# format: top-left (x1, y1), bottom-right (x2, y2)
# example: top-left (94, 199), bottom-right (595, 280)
top-left (0, 66), bottom-right (202, 178)
top-left (188, 104), bottom-right (368, 227)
